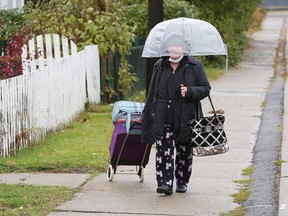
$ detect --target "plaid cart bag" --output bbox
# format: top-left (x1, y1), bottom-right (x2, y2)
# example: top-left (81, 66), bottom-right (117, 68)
top-left (107, 101), bottom-right (152, 182)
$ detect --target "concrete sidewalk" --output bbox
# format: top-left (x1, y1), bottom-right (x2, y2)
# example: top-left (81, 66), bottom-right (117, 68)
top-left (0, 11), bottom-right (287, 216)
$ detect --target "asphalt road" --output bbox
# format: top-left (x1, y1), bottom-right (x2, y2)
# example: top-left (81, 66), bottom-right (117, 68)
top-left (262, 0), bottom-right (288, 9)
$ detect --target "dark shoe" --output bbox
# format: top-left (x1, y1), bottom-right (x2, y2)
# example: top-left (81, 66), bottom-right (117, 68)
top-left (157, 185), bottom-right (173, 195)
top-left (176, 184), bottom-right (187, 193)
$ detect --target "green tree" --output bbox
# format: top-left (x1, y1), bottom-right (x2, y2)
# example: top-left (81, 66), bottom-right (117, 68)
top-left (191, 0), bottom-right (263, 66)
top-left (23, 0), bottom-right (136, 102)
top-left (0, 9), bottom-right (25, 41)
top-left (123, 0), bottom-right (198, 39)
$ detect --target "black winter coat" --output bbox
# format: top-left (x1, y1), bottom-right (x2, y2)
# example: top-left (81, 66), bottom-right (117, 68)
top-left (141, 56), bottom-right (211, 144)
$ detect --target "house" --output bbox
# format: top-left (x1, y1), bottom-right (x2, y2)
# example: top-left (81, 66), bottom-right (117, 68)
top-left (0, 0), bottom-right (24, 10)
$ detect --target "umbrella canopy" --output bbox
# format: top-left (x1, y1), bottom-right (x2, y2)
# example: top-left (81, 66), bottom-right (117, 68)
top-left (142, 17), bottom-right (228, 58)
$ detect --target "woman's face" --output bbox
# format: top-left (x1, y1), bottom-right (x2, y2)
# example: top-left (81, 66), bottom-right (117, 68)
top-left (168, 45), bottom-right (184, 60)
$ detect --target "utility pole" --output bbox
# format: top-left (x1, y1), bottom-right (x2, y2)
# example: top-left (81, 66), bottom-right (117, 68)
top-left (146, 0), bottom-right (163, 96)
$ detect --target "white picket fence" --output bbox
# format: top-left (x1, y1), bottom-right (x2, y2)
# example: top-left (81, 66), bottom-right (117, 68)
top-left (0, 0), bottom-right (24, 10)
top-left (0, 42), bottom-right (101, 157)
top-left (22, 34), bottom-right (78, 73)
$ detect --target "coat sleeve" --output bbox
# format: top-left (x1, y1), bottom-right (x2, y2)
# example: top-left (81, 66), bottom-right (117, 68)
top-left (186, 62), bottom-right (211, 100)
top-left (141, 60), bottom-right (161, 144)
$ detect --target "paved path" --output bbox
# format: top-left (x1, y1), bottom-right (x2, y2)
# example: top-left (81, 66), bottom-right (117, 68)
top-left (0, 11), bottom-right (287, 216)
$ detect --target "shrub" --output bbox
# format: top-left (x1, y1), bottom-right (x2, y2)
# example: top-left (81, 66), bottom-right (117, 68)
top-left (0, 9), bottom-right (29, 79)
top-left (0, 38), bottom-right (21, 79)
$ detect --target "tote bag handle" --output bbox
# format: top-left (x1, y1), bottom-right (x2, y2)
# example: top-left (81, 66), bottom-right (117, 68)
top-left (197, 94), bottom-right (217, 119)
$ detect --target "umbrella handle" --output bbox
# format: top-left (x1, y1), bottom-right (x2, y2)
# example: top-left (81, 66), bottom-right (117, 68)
top-left (225, 55), bottom-right (229, 72)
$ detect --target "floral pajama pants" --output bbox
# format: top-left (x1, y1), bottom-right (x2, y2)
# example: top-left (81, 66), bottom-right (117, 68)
top-left (155, 125), bottom-right (193, 187)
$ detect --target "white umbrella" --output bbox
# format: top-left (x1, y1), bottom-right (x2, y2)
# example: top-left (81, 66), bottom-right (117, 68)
top-left (142, 17), bottom-right (228, 60)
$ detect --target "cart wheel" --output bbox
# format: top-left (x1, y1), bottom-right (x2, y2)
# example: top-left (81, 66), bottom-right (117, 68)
top-left (107, 165), bottom-right (115, 182)
top-left (139, 167), bottom-right (144, 182)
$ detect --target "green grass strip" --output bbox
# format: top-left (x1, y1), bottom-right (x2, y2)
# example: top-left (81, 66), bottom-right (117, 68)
top-left (0, 184), bottom-right (76, 216)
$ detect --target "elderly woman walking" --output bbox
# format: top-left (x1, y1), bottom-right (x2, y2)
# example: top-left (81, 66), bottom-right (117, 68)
top-left (141, 41), bottom-right (211, 195)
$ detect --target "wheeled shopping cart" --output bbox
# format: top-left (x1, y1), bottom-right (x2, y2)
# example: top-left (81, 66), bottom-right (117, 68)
top-left (107, 101), bottom-right (152, 182)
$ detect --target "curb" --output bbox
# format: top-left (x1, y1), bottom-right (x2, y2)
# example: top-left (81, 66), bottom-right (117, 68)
top-left (278, 18), bottom-right (288, 215)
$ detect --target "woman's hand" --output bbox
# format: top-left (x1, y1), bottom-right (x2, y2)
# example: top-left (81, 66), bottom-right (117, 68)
top-left (180, 84), bottom-right (187, 97)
